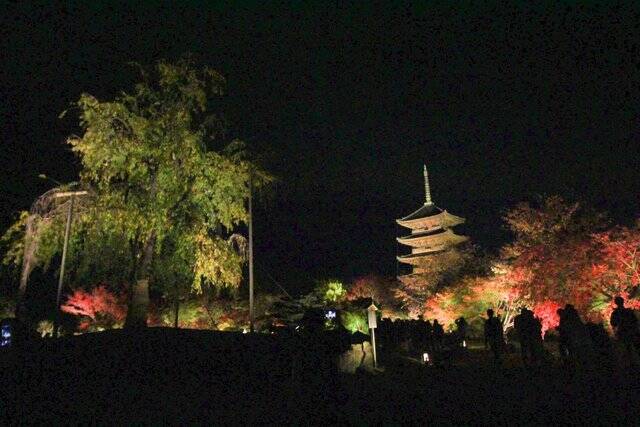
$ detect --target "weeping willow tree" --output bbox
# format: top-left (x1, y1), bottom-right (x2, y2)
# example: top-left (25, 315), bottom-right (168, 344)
top-left (5, 59), bottom-right (270, 327)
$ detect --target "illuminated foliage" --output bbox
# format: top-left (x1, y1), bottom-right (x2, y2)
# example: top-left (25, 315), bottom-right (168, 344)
top-left (462, 270), bottom-right (524, 334)
top-left (531, 300), bottom-right (562, 336)
top-left (59, 59), bottom-right (271, 326)
top-left (502, 196), bottom-right (606, 258)
top-left (191, 231), bottom-right (245, 293)
top-left (423, 288), bottom-right (463, 330)
top-left (591, 227), bottom-right (640, 294)
top-left (315, 280), bottom-right (347, 304)
top-left (347, 275), bottom-right (400, 317)
top-left (37, 320), bottom-right (54, 338)
top-left (340, 310), bottom-right (369, 334)
top-left (61, 285), bottom-right (127, 331)
top-left (396, 246), bottom-right (477, 317)
top-left (503, 197), bottom-right (609, 315)
top-left (0, 211), bottom-right (29, 268)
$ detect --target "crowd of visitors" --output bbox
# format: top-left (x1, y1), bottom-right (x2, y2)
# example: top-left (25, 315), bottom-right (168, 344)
top-left (376, 315), bottom-right (467, 360)
top-left (482, 296), bottom-right (640, 368)
top-left (371, 295), bottom-right (639, 369)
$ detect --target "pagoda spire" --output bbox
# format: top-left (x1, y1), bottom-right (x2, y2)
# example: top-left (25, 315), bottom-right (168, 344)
top-left (423, 164), bottom-right (433, 205)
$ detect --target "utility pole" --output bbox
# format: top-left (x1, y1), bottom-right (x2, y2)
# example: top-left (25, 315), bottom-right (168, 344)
top-left (248, 172), bottom-right (254, 333)
top-left (53, 190), bottom-right (87, 337)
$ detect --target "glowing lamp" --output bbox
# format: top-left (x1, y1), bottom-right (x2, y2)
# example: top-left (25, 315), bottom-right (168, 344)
top-left (325, 310), bottom-right (336, 320)
top-left (1, 324), bottom-right (12, 347)
top-left (422, 352), bottom-right (430, 363)
top-left (462, 340), bottom-right (467, 348)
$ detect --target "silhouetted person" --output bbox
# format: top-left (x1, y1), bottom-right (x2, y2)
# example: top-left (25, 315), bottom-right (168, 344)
top-left (517, 308), bottom-right (544, 365)
top-left (424, 318), bottom-right (433, 340)
top-left (514, 308), bottom-right (534, 365)
top-left (586, 321), bottom-right (614, 364)
top-left (455, 316), bottom-right (468, 346)
top-left (410, 319), bottom-right (423, 354)
top-left (561, 304), bottom-right (595, 370)
top-left (556, 308), bottom-right (569, 362)
top-left (530, 313), bottom-right (544, 363)
top-left (432, 319), bottom-right (444, 351)
top-left (610, 296), bottom-right (639, 364)
top-left (484, 309), bottom-right (503, 362)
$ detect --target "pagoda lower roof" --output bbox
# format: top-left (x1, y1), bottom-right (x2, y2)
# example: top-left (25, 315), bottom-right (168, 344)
top-left (396, 249), bottom-right (448, 265)
top-left (397, 228), bottom-right (468, 248)
top-left (398, 227), bottom-right (447, 240)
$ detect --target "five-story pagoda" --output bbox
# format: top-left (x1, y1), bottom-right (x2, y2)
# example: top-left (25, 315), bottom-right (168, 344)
top-left (396, 165), bottom-right (468, 277)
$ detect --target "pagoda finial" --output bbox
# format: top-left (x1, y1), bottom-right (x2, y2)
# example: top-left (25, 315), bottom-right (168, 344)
top-left (423, 164), bottom-right (433, 205)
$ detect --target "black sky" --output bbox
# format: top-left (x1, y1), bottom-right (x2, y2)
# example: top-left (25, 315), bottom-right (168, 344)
top-left (2, 2), bottom-right (640, 295)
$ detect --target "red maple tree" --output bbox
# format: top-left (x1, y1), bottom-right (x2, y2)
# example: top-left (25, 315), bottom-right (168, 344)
top-left (61, 285), bottom-right (127, 330)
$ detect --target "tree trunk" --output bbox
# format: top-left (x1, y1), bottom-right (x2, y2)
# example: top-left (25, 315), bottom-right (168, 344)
top-left (125, 231), bottom-right (156, 329)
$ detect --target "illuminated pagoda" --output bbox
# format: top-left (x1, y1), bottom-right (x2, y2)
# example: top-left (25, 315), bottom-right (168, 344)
top-left (396, 165), bottom-right (468, 276)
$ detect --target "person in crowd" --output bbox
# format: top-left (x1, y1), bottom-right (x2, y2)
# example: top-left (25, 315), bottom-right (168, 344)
top-left (556, 308), bottom-right (569, 363)
top-left (586, 321), bottom-right (614, 364)
top-left (484, 309), bottom-right (503, 362)
top-left (424, 318), bottom-right (433, 352)
top-left (516, 308), bottom-right (545, 365)
top-left (432, 319), bottom-right (444, 351)
top-left (530, 312), bottom-right (544, 364)
top-left (455, 316), bottom-right (468, 347)
top-left (610, 296), bottom-right (639, 365)
top-left (560, 304), bottom-right (595, 370)
top-left (514, 308), bottom-right (534, 365)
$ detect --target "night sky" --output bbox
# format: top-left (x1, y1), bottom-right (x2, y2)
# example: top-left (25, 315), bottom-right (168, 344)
top-left (2, 3), bottom-right (640, 295)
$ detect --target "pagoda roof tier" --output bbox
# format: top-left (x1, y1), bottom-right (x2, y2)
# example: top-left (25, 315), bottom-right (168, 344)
top-left (399, 202), bottom-right (441, 221)
top-left (397, 272), bottom-right (428, 283)
top-left (397, 228), bottom-right (469, 248)
top-left (396, 249), bottom-right (449, 265)
top-left (396, 206), bottom-right (465, 230)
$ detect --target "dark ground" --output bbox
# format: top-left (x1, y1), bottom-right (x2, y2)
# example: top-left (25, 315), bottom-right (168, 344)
top-left (1, 329), bottom-right (639, 425)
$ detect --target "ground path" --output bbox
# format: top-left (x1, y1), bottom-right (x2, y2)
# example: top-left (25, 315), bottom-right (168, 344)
top-left (1, 329), bottom-right (638, 424)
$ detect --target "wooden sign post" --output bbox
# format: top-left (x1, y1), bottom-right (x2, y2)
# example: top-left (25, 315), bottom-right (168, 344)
top-left (367, 303), bottom-right (378, 368)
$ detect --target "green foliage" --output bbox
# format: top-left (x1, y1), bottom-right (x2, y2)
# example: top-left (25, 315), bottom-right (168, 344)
top-left (191, 231), bottom-right (245, 293)
top-left (0, 59), bottom-right (273, 326)
top-left (1, 211), bottom-right (29, 267)
top-left (5, 59), bottom-right (269, 304)
top-left (37, 320), bottom-right (54, 338)
top-left (67, 58), bottom-right (266, 293)
top-left (160, 300), bottom-right (209, 328)
top-left (315, 280), bottom-right (347, 304)
top-left (340, 310), bottom-right (369, 334)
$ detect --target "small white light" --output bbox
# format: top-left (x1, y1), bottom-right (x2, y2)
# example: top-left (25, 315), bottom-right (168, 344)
top-left (242, 328), bottom-right (248, 334)
top-left (423, 352), bottom-right (430, 363)
top-left (325, 310), bottom-right (336, 319)
top-left (462, 340), bottom-right (467, 348)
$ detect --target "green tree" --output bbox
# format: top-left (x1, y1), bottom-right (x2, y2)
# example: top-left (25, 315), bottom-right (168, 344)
top-left (61, 59), bottom-right (269, 327)
top-left (315, 280), bottom-right (347, 304)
